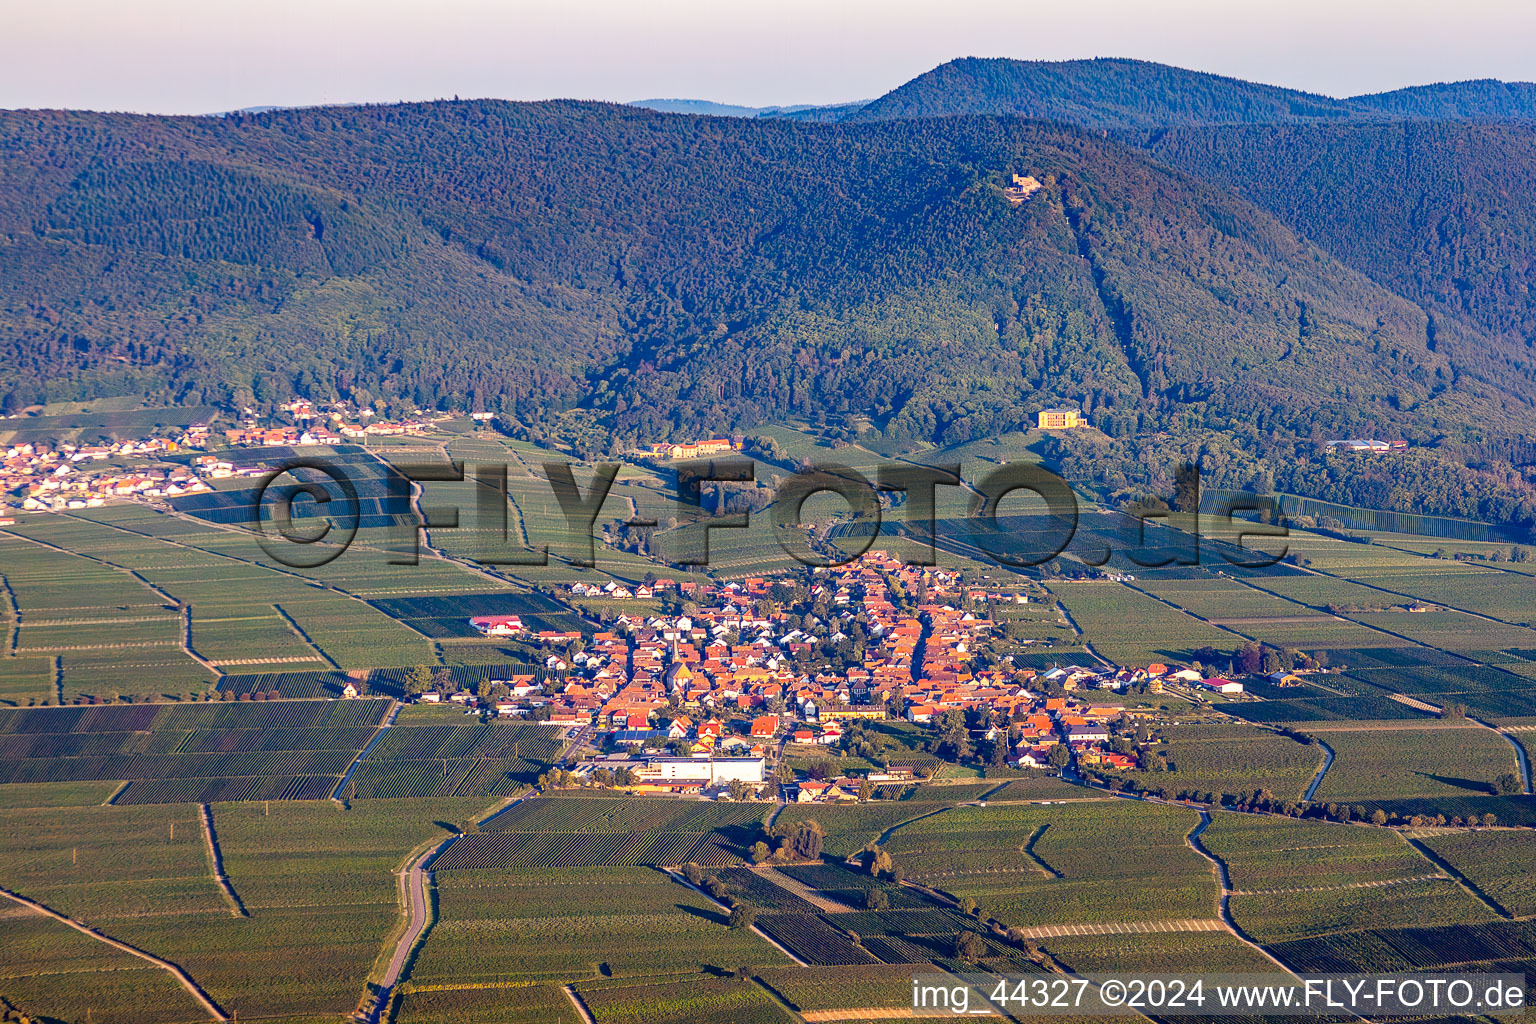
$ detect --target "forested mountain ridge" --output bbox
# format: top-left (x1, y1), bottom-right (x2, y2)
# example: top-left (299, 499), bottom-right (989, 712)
top-left (1350, 79), bottom-right (1536, 120)
top-left (1, 97), bottom-right (1534, 525)
top-left (1146, 121), bottom-right (1536, 357)
top-left (840, 57), bottom-right (1536, 130)
top-left (847, 57), bottom-right (1373, 129)
top-left (2, 100), bottom-right (1515, 433)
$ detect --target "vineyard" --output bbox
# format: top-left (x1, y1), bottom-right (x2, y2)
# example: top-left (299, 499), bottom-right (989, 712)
top-left (433, 795), bottom-right (765, 869)
top-left (1420, 829), bottom-right (1536, 916)
top-left (339, 721), bottom-right (565, 799)
top-left (1200, 813), bottom-right (1431, 890)
top-left (776, 863), bottom-right (934, 910)
top-left (1230, 877), bottom-right (1494, 942)
top-left (483, 794), bottom-right (768, 832)
top-left (712, 867), bottom-right (825, 912)
top-left (772, 801), bottom-right (947, 858)
top-left (1200, 811), bottom-right (1501, 941)
top-left (575, 975), bottom-right (794, 1024)
top-left (0, 795), bottom-right (485, 1020)
top-left (409, 867), bottom-right (792, 985)
top-left (114, 773), bottom-right (339, 803)
top-left (1303, 722), bottom-right (1516, 801)
top-left (753, 913), bottom-right (882, 966)
top-left (369, 592), bottom-right (588, 639)
top-left (433, 827), bottom-right (739, 869)
top-left (1123, 723), bottom-right (1325, 800)
top-left (756, 963), bottom-right (927, 1012)
top-left (0, 698), bottom-right (391, 800)
top-left (1272, 919), bottom-right (1536, 975)
top-left (395, 983), bottom-right (582, 1024)
top-left (880, 800), bottom-right (1216, 929)
top-left (1041, 930), bottom-right (1282, 974)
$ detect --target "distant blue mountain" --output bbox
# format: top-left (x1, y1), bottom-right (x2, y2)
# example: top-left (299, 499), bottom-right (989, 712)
top-left (627, 98), bottom-right (870, 120)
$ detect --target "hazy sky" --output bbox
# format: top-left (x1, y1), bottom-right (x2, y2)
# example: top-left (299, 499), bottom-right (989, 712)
top-left (6, 0), bottom-right (1536, 114)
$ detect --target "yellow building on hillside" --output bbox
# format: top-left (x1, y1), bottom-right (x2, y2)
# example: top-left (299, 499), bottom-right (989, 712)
top-left (1036, 407), bottom-right (1082, 430)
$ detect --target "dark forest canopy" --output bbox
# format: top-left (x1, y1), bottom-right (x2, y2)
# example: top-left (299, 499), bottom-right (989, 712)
top-left (2, 87), bottom-right (1536, 527)
top-left (845, 57), bottom-right (1536, 130)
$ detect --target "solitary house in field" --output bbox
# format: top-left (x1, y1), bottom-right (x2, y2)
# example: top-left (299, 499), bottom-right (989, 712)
top-left (470, 615), bottom-right (524, 636)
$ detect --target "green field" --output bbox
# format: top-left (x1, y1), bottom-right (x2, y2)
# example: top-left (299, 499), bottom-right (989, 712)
top-left (0, 793), bottom-right (490, 1019)
top-left (881, 800), bottom-right (1215, 928)
top-left (1419, 829), bottom-right (1536, 917)
top-left (1200, 811), bottom-right (1497, 941)
top-left (1050, 582), bottom-right (1239, 664)
top-left (410, 866), bottom-right (791, 985)
top-left (1303, 722), bottom-right (1520, 801)
top-left (1125, 723), bottom-right (1326, 800)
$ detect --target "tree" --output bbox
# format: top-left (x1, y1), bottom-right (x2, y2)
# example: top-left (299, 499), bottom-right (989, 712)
top-left (954, 930), bottom-right (986, 963)
top-left (864, 887), bottom-right (890, 910)
top-left (750, 841), bottom-right (772, 864)
top-left (728, 779), bottom-right (749, 802)
top-left (405, 665), bottom-right (434, 696)
top-left (1369, 809), bottom-right (1388, 826)
top-left (683, 863), bottom-right (703, 886)
top-left (1046, 744), bottom-right (1070, 769)
top-left (857, 777), bottom-right (873, 802)
top-left (1494, 772), bottom-right (1522, 796)
top-left (869, 847), bottom-right (893, 877)
top-left (1172, 463), bottom-right (1200, 514)
top-left (789, 820), bottom-right (825, 860)
top-left (728, 904), bottom-right (756, 930)
top-left (958, 896), bottom-right (978, 915)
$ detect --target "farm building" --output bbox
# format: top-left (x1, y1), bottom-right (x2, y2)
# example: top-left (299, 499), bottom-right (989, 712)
top-left (633, 756), bottom-right (765, 787)
top-left (469, 614), bottom-right (524, 635)
top-left (1196, 677), bottom-right (1244, 694)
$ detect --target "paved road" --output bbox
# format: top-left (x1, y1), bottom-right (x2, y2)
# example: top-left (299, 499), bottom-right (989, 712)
top-left (361, 791), bottom-right (537, 1023)
top-left (1302, 739), bottom-right (1335, 801)
top-left (563, 985), bottom-right (597, 1024)
top-left (378, 837), bottom-right (447, 991)
top-left (562, 723), bottom-right (593, 765)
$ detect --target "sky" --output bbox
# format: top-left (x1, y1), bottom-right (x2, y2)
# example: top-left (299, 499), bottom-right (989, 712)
top-left (5, 0), bottom-right (1536, 114)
